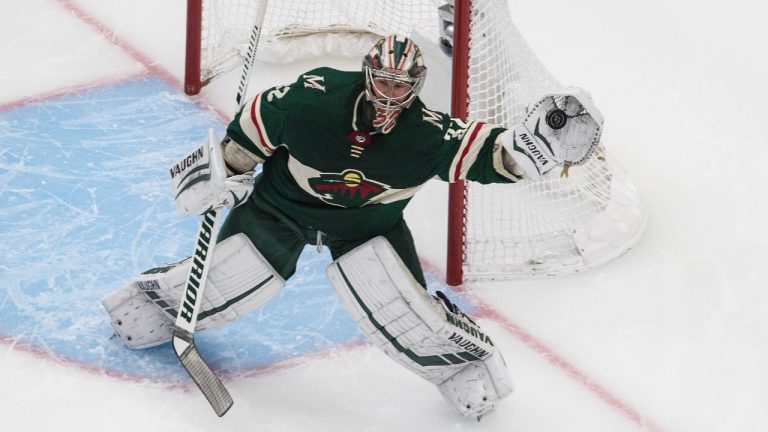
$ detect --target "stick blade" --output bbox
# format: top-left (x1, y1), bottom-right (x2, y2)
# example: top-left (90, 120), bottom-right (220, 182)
top-left (174, 329), bottom-right (233, 417)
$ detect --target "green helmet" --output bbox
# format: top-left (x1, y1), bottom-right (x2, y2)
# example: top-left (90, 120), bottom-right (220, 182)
top-left (362, 34), bottom-right (427, 133)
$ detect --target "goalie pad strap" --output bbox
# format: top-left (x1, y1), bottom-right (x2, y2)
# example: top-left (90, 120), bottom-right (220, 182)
top-left (102, 233), bottom-right (285, 349)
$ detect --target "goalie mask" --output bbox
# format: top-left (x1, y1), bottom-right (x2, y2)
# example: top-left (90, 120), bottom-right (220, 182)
top-left (363, 34), bottom-right (427, 134)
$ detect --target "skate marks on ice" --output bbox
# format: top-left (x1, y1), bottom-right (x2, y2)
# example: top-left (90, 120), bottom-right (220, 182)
top-left (0, 77), bottom-right (465, 382)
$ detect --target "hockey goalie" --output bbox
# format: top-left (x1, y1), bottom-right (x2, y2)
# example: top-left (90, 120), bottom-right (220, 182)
top-left (103, 33), bottom-right (604, 418)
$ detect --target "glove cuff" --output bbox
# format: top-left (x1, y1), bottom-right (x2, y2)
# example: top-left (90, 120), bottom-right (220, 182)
top-left (500, 127), bottom-right (556, 178)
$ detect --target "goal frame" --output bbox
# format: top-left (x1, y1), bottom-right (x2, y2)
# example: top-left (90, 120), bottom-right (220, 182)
top-left (182, 0), bottom-right (647, 286)
top-left (185, 0), bottom-right (204, 95)
top-left (446, 0), bottom-right (471, 286)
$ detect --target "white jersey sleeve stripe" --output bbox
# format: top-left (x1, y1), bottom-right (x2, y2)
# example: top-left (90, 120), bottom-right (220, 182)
top-left (237, 92), bottom-right (277, 157)
top-left (449, 122), bottom-right (494, 182)
top-left (251, 92), bottom-right (278, 153)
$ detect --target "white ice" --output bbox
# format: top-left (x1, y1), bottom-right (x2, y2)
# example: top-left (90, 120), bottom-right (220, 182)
top-left (1, 0), bottom-right (767, 431)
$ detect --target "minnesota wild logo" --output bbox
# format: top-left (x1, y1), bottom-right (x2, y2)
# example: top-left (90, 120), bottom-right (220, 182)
top-left (308, 169), bottom-right (389, 207)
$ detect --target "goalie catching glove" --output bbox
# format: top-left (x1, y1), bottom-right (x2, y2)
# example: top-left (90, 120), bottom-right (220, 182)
top-left (170, 128), bottom-right (254, 216)
top-left (502, 87), bottom-right (604, 177)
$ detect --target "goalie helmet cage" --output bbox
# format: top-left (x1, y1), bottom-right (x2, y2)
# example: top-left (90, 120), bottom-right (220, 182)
top-left (184, 0), bottom-right (647, 283)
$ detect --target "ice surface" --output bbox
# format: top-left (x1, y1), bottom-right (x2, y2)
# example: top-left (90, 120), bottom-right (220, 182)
top-left (0, 77), bottom-right (465, 383)
top-left (2, 0), bottom-right (768, 431)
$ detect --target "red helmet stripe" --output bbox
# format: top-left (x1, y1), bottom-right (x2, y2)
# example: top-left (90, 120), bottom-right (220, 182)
top-left (397, 38), bottom-right (411, 70)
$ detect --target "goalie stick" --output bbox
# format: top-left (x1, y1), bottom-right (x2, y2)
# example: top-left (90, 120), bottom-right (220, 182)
top-left (235, 0), bottom-right (268, 110)
top-left (171, 208), bottom-right (232, 416)
top-left (171, 1), bottom-right (269, 417)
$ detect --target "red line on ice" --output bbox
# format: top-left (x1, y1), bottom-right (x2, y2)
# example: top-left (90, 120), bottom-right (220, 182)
top-left (0, 71), bottom-right (149, 113)
top-left (0, 0), bottom-right (231, 123)
top-left (478, 306), bottom-right (665, 432)
top-left (418, 259), bottom-right (666, 431)
top-left (0, 333), bottom-right (186, 389)
top-left (0, 332), bottom-right (367, 396)
top-left (52, 0), bottom-right (180, 90)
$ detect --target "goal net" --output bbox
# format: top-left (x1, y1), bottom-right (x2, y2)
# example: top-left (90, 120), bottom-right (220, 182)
top-left (184, 0), bottom-right (646, 282)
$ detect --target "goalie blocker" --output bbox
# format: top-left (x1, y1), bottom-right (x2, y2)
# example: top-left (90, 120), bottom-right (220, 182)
top-left (171, 128), bottom-right (255, 217)
top-left (326, 237), bottom-right (513, 417)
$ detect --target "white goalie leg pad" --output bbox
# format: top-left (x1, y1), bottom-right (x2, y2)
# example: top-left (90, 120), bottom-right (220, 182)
top-left (102, 233), bottom-right (284, 349)
top-left (326, 236), bottom-right (513, 416)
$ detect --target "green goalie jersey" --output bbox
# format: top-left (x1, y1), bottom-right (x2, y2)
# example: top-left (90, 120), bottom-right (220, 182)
top-left (226, 67), bottom-right (518, 240)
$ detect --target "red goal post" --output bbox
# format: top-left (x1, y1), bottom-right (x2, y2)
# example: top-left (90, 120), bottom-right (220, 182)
top-left (183, 0), bottom-right (647, 284)
top-left (185, 0), bottom-right (203, 95)
top-left (446, 0), bottom-right (471, 285)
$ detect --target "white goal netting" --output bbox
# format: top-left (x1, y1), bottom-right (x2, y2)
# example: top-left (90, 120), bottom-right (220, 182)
top-left (194, 0), bottom-right (646, 280)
